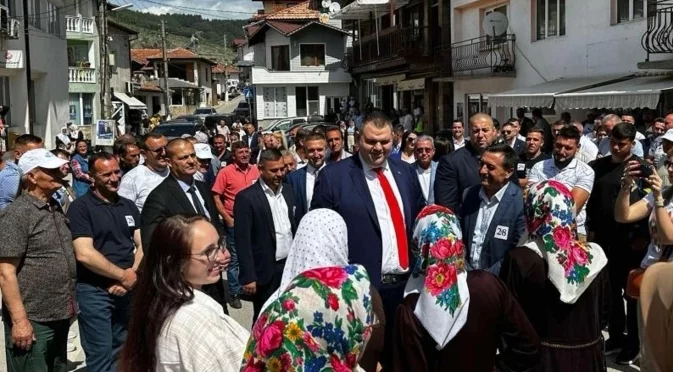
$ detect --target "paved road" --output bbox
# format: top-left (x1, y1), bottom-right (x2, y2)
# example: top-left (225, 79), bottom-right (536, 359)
top-left (216, 95), bottom-right (244, 114)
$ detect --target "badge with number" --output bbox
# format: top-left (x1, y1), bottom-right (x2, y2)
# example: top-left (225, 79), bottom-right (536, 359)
top-left (494, 225), bottom-right (509, 240)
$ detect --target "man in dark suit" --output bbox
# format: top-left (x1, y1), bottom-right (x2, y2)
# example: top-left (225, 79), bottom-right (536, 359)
top-left (286, 133), bottom-right (327, 224)
top-left (311, 111), bottom-right (424, 369)
top-left (243, 123), bottom-right (260, 164)
top-left (461, 143), bottom-right (525, 275)
top-left (434, 113), bottom-right (499, 213)
top-left (140, 138), bottom-right (228, 311)
top-left (235, 149), bottom-right (297, 322)
top-left (501, 120), bottom-right (526, 154)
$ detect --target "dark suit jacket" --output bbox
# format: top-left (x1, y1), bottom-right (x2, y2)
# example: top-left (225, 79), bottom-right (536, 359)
top-left (140, 176), bottom-right (225, 249)
top-left (310, 155), bottom-right (425, 288)
top-left (460, 181), bottom-right (525, 275)
top-left (243, 132), bottom-right (260, 164)
top-left (511, 139), bottom-right (526, 154)
top-left (434, 143), bottom-right (482, 214)
top-left (286, 167), bottom-right (308, 224)
top-left (234, 182), bottom-right (297, 287)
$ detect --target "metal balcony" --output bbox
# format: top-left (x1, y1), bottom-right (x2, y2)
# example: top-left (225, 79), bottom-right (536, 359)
top-left (642, 1), bottom-right (673, 60)
top-left (447, 34), bottom-right (516, 77)
top-left (346, 26), bottom-right (435, 71)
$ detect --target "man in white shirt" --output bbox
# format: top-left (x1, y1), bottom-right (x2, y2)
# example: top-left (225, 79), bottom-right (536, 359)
top-left (118, 133), bottom-right (170, 212)
top-left (325, 126), bottom-right (352, 164)
top-left (598, 114), bottom-right (644, 158)
top-left (528, 125), bottom-right (595, 241)
top-left (286, 133), bottom-right (327, 223)
top-left (413, 135), bottom-right (437, 204)
top-left (571, 121), bottom-right (599, 163)
top-left (235, 149), bottom-right (296, 322)
top-left (452, 119), bottom-right (466, 150)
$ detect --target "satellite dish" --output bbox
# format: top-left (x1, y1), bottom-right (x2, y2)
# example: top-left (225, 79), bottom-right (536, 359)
top-left (321, 0), bottom-right (332, 9)
top-left (329, 2), bottom-right (341, 14)
top-left (482, 12), bottom-right (508, 37)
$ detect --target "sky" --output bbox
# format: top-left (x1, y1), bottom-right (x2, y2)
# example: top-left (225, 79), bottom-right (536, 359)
top-left (135, 0), bottom-right (262, 20)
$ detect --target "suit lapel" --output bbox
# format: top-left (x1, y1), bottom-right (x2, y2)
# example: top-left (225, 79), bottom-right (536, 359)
top-left (298, 168), bottom-right (307, 211)
top-left (481, 183), bottom-right (514, 250)
top-left (389, 160), bottom-right (412, 226)
top-left (255, 182), bottom-right (276, 244)
top-left (350, 157), bottom-right (380, 231)
top-left (166, 177), bottom-right (197, 214)
top-left (281, 184), bottom-right (297, 233)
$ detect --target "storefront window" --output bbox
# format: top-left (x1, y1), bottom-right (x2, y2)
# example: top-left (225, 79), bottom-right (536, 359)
top-left (69, 93), bottom-right (94, 125)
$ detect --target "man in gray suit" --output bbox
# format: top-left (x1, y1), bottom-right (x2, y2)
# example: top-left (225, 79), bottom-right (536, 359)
top-left (414, 135), bottom-right (438, 204)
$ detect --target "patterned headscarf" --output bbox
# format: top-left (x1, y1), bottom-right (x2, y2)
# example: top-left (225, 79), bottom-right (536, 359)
top-left (524, 180), bottom-right (607, 304)
top-left (242, 265), bottom-right (375, 372)
top-left (260, 209), bottom-right (350, 313)
top-left (404, 205), bottom-right (470, 349)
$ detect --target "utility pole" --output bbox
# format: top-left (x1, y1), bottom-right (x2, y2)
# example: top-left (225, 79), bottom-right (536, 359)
top-left (161, 20), bottom-right (171, 119)
top-left (98, 0), bottom-right (110, 119)
top-left (223, 33), bottom-right (228, 103)
top-left (22, 0), bottom-right (34, 134)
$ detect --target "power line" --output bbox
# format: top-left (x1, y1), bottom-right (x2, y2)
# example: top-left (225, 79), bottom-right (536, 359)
top-left (134, 0), bottom-right (258, 18)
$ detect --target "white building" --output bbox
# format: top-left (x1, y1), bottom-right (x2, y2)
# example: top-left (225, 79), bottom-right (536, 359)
top-left (446, 0), bottom-right (673, 122)
top-left (245, 1), bottom-right (351, 120)
top-left (2, 0), bottom-right (69, 149)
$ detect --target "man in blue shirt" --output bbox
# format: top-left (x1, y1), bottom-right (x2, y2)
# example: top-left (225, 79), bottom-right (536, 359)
top-left (0, 134), bottom-right (43, 210)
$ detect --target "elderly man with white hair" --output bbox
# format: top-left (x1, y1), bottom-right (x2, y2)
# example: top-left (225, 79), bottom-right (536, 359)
top-left (413, 135), bottom-right (438, 204)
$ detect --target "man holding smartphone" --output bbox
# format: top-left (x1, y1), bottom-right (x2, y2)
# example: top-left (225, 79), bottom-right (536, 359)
top-left (586, 122), bottom-right (650, 365)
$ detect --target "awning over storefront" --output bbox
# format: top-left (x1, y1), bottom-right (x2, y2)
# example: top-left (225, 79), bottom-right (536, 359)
top-left (331, 0), bottom-right (410, 20)
top-left (113, 92), bottom-right (147, 110)
top-left (375, 73), bottom-right (405, 86)
top-left (397, 78), bottom-right (425, 91)
top-left (555, 75), bottom-right (673, 110)
top-left (488, 75), bottom-right (630, 108)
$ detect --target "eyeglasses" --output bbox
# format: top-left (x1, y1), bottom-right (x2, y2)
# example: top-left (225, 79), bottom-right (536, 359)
top-left (191, 240), bottom-right (227, 262)
top-left (415, 148), bottom-right (433, 153)
top-left (407, 137), bottom-right (417, 142)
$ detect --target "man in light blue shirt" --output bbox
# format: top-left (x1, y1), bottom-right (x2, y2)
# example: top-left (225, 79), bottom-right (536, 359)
top-left (597, 114), bottom-right (644, 158)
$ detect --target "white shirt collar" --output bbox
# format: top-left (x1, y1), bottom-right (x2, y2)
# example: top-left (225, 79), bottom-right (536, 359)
top-left (479, 182), bottom-right (509, 204)
top-left (174, 175), bottom-right (196, 192)
top-left (553, 158), bottom-right (578, 172)
top-left (359, 153), bottom-right (389, 174)
top-left (259, 177), bottom-right (282, 196)
top-left (307, 162), bottom-right (325, 175)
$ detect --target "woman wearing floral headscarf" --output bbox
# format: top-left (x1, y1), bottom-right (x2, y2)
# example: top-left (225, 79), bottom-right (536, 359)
top-left (393, 205), bottom-right (540, 372)
top-left (241, 264), bottom-right (377, 372)
top-left (500, 180), bottom-right (608, 372)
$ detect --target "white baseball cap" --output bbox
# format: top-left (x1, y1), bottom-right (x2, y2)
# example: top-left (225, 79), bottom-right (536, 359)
top-left (194, 143), bottom-right (214, 160)
top-left (18, 148), bottom-right (68, 174)
top-left (661, 129), bottom-right (673, 143)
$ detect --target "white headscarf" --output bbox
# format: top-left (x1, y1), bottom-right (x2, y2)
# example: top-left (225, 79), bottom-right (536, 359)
top-left (260, 208), bottom-right (349, 312)
top-left (404, 205), bottom-right (470, 349)
top-left (56, 126), bottom-right (70, 145)
top-left (69, 124), bottom-right (80, 138)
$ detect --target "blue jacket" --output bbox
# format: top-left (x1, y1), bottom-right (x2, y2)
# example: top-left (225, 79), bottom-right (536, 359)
top-left (460, 181), bottom-right (525, 275)
top-left (311, 155), bottom-right (425, 288)
top-left (286, 166), bottom-right (309, 224)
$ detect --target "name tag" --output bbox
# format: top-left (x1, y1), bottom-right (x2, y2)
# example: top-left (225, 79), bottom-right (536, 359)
top-left (125, 216), bottom-right (135, 227)
top-left (517, 163), bottom-right (526, 171)
top-left (494, 225), bottom-right (509, 240)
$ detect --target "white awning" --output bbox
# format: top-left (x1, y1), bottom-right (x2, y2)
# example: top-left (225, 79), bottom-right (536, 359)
top-left (555, 75), bottom-right (673, 110)
top-left (397, 78), bottom-right (425, 91)
top-left (488, 75), bottom-right (630, 108)
top-left (113, 92), bottom-right (147, 110)
top-left (331, 0), bottom-right (410, 20)
top-left (375, 73), bottom-right (405, 86)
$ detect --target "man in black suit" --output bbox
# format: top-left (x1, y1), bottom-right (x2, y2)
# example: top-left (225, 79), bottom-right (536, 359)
top-left (434, 113), bottom-right (499, 213)
top-left (140, 138), bottom-right (228, 311)
top-left (501, 121), bottom-right (526, 154)
top-left (235, 149), bottom-right (297, 322)
top-left (243, 123), bottom-right (260, 164)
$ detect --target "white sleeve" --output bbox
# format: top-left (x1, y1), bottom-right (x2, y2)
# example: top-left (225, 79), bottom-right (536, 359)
top-left (633, 141), bottom-right (644, 158)
top-left (118, 172), bottom-right (137, 204)
top-left (584, 141), bottom-right (598, 162)
top-left (574, 164), bottom-right (595, 193)
top-left (527, 162), bottom-right (544, 183)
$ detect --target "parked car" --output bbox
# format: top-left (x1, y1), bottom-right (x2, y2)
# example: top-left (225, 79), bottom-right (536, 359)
top-left (193, 107), bottom-right (217, 119)
top-left (152, 121), bottom-right (197, 140)
top-left (234, 101), bottom-right (251, 118)
top-left (226, 80), bottom-right (239, 93)
top-left (174, 115), bottom-right (201, 123)
top-left (264, 117), bottom-right (310, 133)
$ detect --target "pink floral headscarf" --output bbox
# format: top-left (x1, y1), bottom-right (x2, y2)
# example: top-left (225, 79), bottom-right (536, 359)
top-left (404, 204), bottom-right (470, 349)
top-left (241, 265), bottom-right (375, 372)
top-left (524, 180), bottom-right (607, 303)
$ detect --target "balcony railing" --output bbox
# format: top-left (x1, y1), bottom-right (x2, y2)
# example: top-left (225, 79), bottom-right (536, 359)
top-left (346, 26), bottom-right (435, 69)
top-left (65, 15), bottom-right (95, 34)
top-left (642, 1), bottom-right (673, 59)
top-left (448, 34), bottom-right (516, 76)
top-left (68, 67), bottom-right (96, 83)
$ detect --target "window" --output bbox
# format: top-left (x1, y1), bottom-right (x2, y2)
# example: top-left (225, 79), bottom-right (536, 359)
top-left (300, 44), bottom-right (326, 67)
top-left (271, 45), bottom-right (290, 71)
top-left (536, 0), bottom-right (565, 40)
top-left (616, 0), bottom-right (651, 23)
top-left (295, 86), bottom-right (319, 117)
top-left (69, 93), bottom-right (94, 126)
top-left (171, 91), bottom-right (183, 106)
top-left (47, 2), bottom-right (60, 36)
top-left (263, 87), bottom-right (287, 118)
top-left (109, 51), bottom-right (117, 74)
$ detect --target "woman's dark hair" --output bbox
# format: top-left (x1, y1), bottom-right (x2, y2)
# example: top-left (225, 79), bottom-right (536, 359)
top-left (74, 139), bottom-right (88, 153)
top-left (401, 130), bottom-right (417, 152)
top-left (120, 214), bottom-right (208, 372)
top-left (433, 136), bottom-right (453, 161)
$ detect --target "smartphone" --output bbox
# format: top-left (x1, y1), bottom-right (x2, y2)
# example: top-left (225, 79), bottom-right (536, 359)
top-left (640, 163), bottom-right (653, 178)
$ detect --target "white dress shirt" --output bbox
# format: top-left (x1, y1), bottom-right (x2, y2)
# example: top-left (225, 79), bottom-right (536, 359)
top-left (175, 177), bottom-right (211, 219)
top-left (305, 163), bottom-right (325, 207)
top-left (360, 155), bottom-right (407, 275)
top-left (453, 137), bottom-right (466, 150)
top-left (259, 179), bottom-right (293, 261)
top-left (156, 290), bottom-right (249, 372)
top-left (469, 184), bottom-right (509, 270)
top-left (416, 164), bottom-right (432, 202)
top-left (527, 158), bottom-right (595, 235)
top-left (118, 164), bottom-right (170, 213)
top-left (577, 136), bottom-right (599, 163)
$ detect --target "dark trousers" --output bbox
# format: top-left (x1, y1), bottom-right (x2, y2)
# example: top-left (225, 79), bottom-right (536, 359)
top-left (4, 318), bottom-right (69, 372)
top-left (252, 259), bottom-right (286, 324)
top-left (378, 279), bottom-right (407, 370)
top-left (76, 283), bottom-right (131, 372)
top-left (225, 226), bottom-right (242, 297)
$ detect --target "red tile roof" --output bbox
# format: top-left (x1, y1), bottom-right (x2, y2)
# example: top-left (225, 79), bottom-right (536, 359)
top-left (131, 48), bottom-right (161, 66)
top-left (212, 63), bottom-right (240, 74)
top-left (232, 38), bottom-right (247, 48)
top-left (137, 47), bottom-right (217, 65)
top-left (268, 20), bottom-right (306, 35)
top-left (264, 1), bottom-right (319, 20)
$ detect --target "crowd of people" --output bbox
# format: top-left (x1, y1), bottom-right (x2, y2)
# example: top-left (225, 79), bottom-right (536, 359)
top-left (0, 103), bottom-right (672, 372)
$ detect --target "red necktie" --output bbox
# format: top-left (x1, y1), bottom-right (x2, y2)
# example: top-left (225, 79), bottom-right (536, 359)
top-left (374, 168), bottom-right (408, 269)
